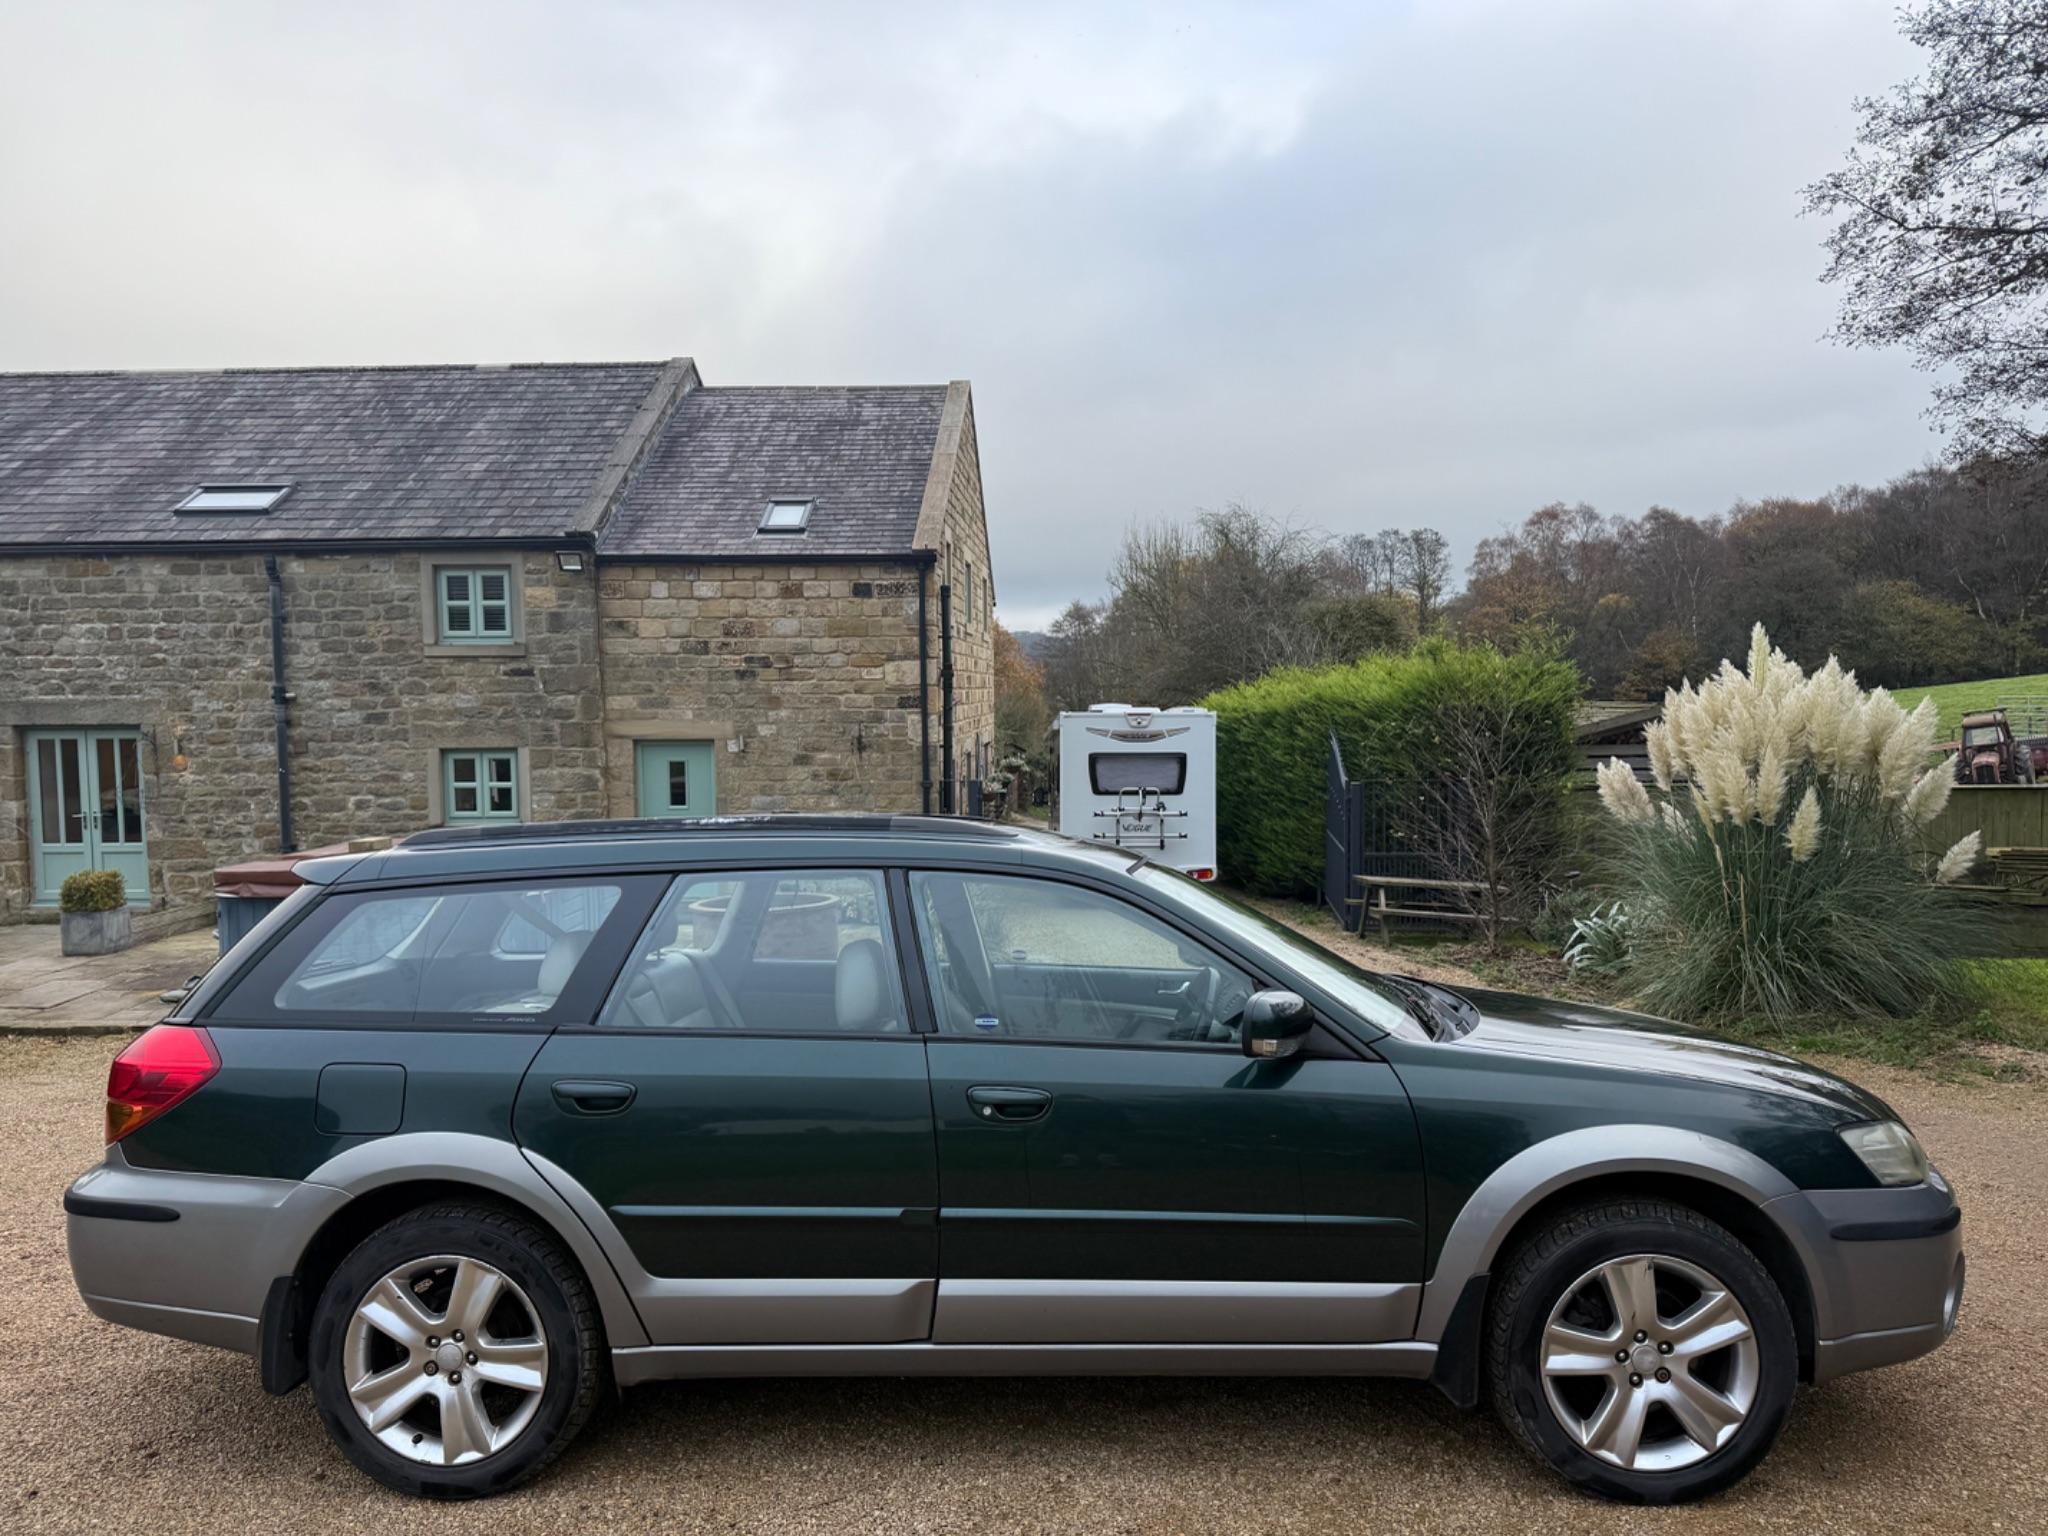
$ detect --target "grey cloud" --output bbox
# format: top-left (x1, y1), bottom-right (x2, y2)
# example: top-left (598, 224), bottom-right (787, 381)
top-left (0, 1), bottom-right (1935, 631)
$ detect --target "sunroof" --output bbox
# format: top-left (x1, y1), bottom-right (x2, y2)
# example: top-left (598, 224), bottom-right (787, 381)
top-left (759, 499), bottom-right (812, 533)
top-left (176, 484), bottom-right (292, 513)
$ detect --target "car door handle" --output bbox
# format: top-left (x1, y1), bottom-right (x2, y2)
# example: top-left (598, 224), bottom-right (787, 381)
top-left (966, 1085), bottom-right (1051, 1123)
top-left (551, 1079), bottom-right (637, 1116)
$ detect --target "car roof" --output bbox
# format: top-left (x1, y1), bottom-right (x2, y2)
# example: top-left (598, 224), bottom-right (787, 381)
top-left (298, 814), bottom-right (1136, 888)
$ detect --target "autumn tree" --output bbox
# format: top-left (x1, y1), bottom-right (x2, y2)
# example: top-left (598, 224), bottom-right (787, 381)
top-left (993, 621), bottom-right (1054, 761)
top-left (1399, 528), bottom-right (1452, 632)
top-left (1039, 506), bottom-right (1439, 708)
top-left (1808, 0), bottom-right (2048, 456)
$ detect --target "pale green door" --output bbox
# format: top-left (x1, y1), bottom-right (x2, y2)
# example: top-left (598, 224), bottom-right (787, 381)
top-left (27, 730), bottom-right (148, 907)
top-left (635, 740), bottom-right (716, 819)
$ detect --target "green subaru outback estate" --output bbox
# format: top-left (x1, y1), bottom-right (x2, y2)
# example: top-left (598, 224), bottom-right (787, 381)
top-left (64, 816), bottom-right (1963, 1503)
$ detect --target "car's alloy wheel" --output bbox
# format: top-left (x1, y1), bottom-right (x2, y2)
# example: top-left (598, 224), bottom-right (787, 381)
top-left (343, 1254), bottom-right (550, 1466)
top-left (309, 1203), bottom-right (604, 1499)
top-left (1487, 1198), bottom-right (1796, 1504)
top-left (1538, 1253), bottom-right (1760, 1472)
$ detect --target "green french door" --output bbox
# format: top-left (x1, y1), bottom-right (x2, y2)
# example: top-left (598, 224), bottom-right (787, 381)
top-left (26, 730), bottom-right (149, 907)
top-left (634, 739), bottom-right (716, 819)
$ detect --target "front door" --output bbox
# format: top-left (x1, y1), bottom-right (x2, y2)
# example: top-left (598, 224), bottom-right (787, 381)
top-left (634, 740), bottom-right (715, 819)
top-left (909, 869), bottom-right (1427, 1344)
top-left (26, 730), bottom-right (148, 907)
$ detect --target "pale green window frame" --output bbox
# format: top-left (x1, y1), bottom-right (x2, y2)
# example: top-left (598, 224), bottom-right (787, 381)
top-left (444, 750), bottom-right (519, 822)
top-left (437, 565), bottom-right (515, 643)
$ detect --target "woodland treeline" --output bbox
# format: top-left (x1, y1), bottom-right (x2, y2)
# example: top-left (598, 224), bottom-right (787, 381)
top-left (1015, 457), bottom-right (2048, 726)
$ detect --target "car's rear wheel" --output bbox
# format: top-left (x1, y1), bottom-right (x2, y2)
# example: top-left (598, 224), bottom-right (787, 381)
top-left (309, 1202), bottom-right (604, 1498)
top-left (1487, 1197), bottom-right (1797, 1503)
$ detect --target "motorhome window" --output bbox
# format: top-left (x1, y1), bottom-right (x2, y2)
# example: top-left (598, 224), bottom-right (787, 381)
top-left (1090, 753), bottom-right (1187, 795)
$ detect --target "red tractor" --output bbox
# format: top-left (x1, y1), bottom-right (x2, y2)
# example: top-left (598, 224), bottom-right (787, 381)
top-left (1954, 709), bottom-right (2048, 785)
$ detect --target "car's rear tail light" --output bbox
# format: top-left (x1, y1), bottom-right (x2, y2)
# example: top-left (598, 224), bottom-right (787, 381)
top-left (1189, 867), bottom-right (1216, 882)
top-left (105, 1025), bottom-right (219, 1144)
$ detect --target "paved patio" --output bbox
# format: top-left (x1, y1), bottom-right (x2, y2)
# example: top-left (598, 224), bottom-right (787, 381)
top-left (0, 922), bottom-right (218, 1035)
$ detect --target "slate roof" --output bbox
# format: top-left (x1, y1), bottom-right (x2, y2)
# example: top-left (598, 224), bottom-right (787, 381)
top-left (599, 385), bottom-right (948, 558)
top-left (0, 363), bottom-right (668, 546)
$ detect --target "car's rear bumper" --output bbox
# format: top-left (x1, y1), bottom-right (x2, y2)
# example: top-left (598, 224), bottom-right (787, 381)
top-left (1768, 1168), bottom-right (1965, 1384)
top-left (65, 1146), bottom-right (345, 1356)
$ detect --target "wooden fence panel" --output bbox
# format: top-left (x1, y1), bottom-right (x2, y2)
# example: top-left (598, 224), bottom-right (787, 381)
top-left (1924, 786), bottom-right (2048, 852)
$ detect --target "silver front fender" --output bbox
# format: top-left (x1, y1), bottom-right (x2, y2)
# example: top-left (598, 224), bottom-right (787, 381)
top-left (1413, 1124), bottom-right (1810, 1342)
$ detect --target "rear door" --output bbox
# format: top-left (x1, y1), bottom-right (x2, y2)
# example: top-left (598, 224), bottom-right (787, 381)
top-left (513, 867), bottom-right (938, 1344)
top-left (910, 869), bottom-right (1425, 1344)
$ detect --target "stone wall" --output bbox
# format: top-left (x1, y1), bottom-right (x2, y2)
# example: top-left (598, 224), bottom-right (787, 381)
top-left (0, 550), bottom-right (604, 915)
top-left (934, 396), bottom-right (997, 802)
top-left (596, 561), bottom-right (930, 813)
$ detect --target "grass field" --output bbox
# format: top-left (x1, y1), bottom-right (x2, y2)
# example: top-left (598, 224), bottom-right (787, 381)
top-left (1701, 959), bottom-right (2048, 1080)
top-left (1892, 672), bottom-right (2048, 735)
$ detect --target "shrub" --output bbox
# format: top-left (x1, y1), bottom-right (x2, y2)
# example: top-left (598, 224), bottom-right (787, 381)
top-left (1204, 640), bottom-right (1581, 893)
top-left (1593, 624), bottom-right (1985, 1021)
top-left (1563, 901), bottom-right (1633, 977)
top-left (1530, 882), bottom-right (1603, 950)
top-left (59, 869), bottom-right (127, 914)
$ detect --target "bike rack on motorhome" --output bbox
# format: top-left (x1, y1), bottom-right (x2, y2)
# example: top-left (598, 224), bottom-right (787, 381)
top-left (1055, 704), bottom-right (1218, 880)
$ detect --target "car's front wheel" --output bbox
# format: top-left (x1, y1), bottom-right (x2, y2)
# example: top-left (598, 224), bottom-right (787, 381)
top-left (308, 1202), bottom-right (604, 1498)
top-left (1487, 1198), bottom-right (1797, 1503)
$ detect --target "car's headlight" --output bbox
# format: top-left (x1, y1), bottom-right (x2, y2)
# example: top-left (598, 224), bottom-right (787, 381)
top-left (1839, 1120), bottom-right (1929, 1187)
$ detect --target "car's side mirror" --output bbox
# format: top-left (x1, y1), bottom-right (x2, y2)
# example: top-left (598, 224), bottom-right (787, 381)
top-left (1242, 989), bottom-right (1312, 1059)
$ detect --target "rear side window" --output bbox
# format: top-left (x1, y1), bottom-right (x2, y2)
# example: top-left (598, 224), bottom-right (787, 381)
top-left (1089, 753), bottom-right (1186, 795)
top-left (209, 877), bottom-right (663, 1026)
top-left (599, 869), bottom-right (907, 1033)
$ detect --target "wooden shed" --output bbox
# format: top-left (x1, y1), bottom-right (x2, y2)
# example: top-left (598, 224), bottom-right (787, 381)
top-left (1575, 700), bottom-right (1663, 781)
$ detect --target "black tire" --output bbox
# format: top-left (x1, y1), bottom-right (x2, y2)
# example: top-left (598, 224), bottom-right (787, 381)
top-left (1486, 1198), bottom-right (1797, 1504)
top-left (308, 1201), bottom-right (605, 1499)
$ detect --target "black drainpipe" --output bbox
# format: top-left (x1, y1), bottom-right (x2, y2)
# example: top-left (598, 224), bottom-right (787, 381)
top-left (918, 571), bottom-right (933, 814)
top-left (265, 555), bottom-right (296, 853)
top-left (939, 582), bottom-right (956, 814)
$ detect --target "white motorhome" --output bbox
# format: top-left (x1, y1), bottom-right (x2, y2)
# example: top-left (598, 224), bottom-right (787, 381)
top-left (1056, 704), bottom-right (1218, 880)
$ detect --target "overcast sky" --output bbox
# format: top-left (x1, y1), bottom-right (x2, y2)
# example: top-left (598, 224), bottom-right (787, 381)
top-left (0, 1), bottom-right (1934, 628)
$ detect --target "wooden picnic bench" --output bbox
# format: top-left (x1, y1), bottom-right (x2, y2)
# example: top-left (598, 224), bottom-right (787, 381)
top-left (1345, 874), bottom-right (1500, 939)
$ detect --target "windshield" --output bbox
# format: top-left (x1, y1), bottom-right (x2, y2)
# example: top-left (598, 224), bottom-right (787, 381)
top-left (1132, 867), bottom-right (1427, 1041)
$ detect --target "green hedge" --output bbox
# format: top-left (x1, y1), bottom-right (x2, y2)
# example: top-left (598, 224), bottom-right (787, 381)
top-left (59, 869), bottom-right (127, 914)
top-left (1203, 641), bottom-right (1582, 893)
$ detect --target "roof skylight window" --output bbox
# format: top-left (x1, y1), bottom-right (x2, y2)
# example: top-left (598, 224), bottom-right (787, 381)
top-left (175, 484), bottom-right (292, 513)
top-left (759, 499), bottom-right (813, 533)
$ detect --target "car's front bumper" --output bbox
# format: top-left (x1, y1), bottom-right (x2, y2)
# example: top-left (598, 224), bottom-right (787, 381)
top-left (1767, 1167), bottom-right (1965, 1384)
top-left (65, 1145), bottom-right (346, 1356)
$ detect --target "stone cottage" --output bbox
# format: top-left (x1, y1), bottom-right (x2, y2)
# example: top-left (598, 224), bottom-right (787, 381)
top-left (0, 359), bottom-right (995, 920)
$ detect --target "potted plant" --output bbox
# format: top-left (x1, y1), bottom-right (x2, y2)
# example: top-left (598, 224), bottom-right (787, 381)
top-left (59, 869), bottom-right (133, 956)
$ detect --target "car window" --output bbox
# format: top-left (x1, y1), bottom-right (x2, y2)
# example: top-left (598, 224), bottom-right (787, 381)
top-left (910, 872), bottom-right (1256, 1046)
top-left (211, 878), bottom-right (646, 1025)
top-left (496, 885), bottom-right (621, 956)
top-left (599, 869), bottom-right (906, 1033)
top-left (1131, 865), bottom-right (1417, 1038)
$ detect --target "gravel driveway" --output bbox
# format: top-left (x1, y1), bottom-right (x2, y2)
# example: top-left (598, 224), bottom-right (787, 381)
top-left (4, 1034), bottom-right (2041, 1534)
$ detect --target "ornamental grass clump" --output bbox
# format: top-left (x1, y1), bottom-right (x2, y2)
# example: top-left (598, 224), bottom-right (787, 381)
top-left (1594, 624), bottom-right (1985, 1021)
